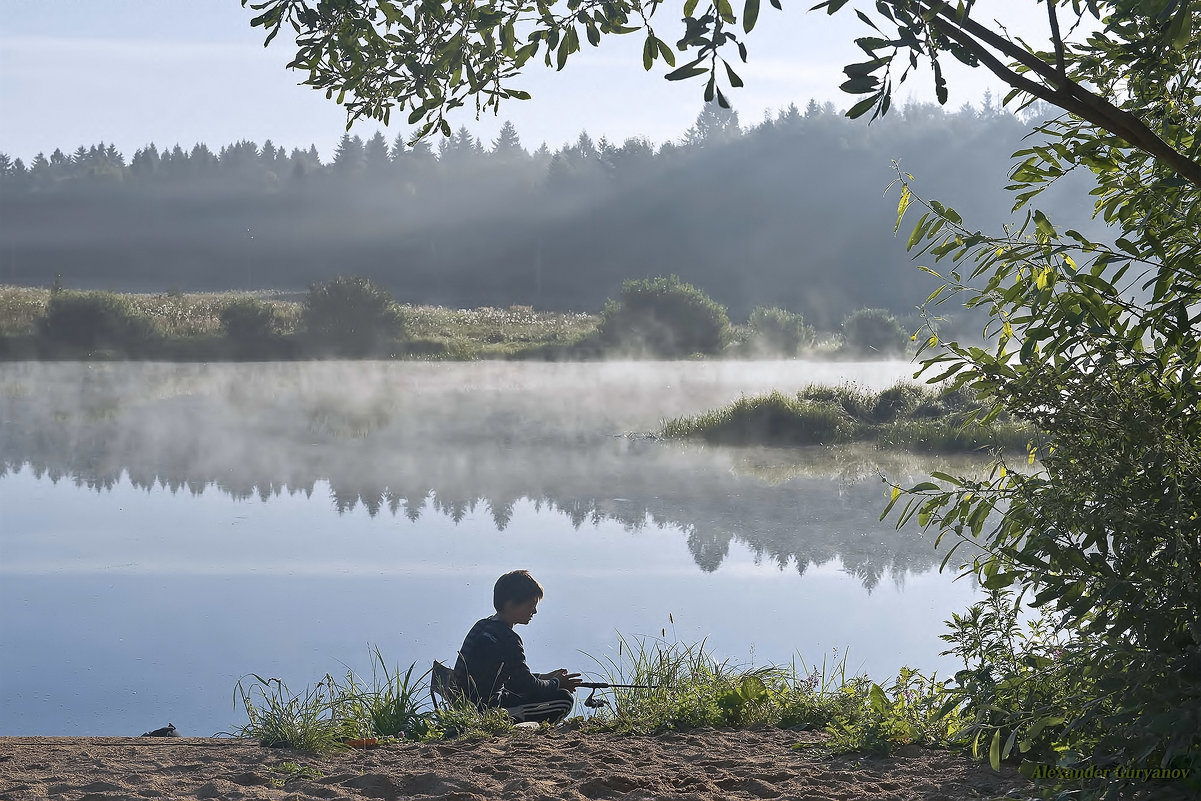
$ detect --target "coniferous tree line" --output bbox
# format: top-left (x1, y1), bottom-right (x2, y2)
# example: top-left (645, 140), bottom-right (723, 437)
top-left (0, 96), bottom-right (1098, 329)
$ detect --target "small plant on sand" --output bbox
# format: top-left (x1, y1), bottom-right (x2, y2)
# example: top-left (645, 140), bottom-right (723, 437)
top-left (823, 668), bottom-right (961, 755)
top-left (234, 646), bottom-right (514, 749)
top-left (233, 673), bottom-right (352, 752)
top-left (426, 694), bottom-right (516, 740)
top-left (268, 761), bottom-right (326, 788)
top-left (337, 647), bottom-right (433, 740)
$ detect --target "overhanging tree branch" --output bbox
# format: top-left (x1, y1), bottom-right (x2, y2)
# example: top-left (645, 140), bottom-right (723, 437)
top-left (917, 1), bottom-right (1201, 190)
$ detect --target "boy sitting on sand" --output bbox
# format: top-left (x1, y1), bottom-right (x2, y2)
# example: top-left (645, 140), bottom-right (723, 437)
top-left (454, 570), bottom-right (583, 723)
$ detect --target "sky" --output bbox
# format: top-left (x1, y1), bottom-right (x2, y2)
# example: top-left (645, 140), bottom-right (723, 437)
top-left (0, 1), bottom-right (1050, 163)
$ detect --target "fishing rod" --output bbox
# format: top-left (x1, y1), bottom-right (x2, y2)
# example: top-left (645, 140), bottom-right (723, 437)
top-left (578, 681), bottom-right (655, 689)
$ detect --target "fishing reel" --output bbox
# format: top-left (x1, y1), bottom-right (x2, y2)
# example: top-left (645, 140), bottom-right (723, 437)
top-left (583, 687), bottom-right (610, 709)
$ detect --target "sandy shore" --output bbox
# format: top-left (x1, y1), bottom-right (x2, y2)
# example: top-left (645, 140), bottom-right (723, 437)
top-left (0, 728), bottom-right (1032, 801)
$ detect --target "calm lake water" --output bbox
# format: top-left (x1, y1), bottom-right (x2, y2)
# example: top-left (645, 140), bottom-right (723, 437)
top-left (0, 360), bottom-right (984, 736)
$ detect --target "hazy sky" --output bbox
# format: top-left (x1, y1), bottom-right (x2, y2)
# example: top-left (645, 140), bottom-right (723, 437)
top-left (1, 1), bottom-right (1049, 162)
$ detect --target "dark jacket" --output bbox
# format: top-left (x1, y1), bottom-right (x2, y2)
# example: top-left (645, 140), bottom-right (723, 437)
top-left (454, 615), bottom-right (559, 706)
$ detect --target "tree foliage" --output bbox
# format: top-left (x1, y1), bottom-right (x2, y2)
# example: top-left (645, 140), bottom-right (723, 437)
top-left (862, 4), bottom-right (1201, 793)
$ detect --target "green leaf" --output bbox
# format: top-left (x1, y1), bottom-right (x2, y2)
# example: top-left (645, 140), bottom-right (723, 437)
top-left (840, 75), bottom-right (879, 94)
top-left (665, 61), bottom-right (708, 81)
top-left (1167, 4), bottom-right (1192, 50)
top-left (724, 61), bottom-right (744, 87)
top-left (846, 95), bottom-right (877, 119)
top-left (895, 184), bottom-right (911, 233)
top-left (743, 0), bottom-right (760, 32)
top-left (656, 37), bottom-right (676, 67)
top-left (642, 35), bottom-right (655, 70)
top-left (869, 683), bottom-right (889, 713)
top-left (989, 729), bottom-right (1002, 771)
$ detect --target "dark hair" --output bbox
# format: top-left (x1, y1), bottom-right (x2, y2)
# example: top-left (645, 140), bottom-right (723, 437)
top-left (493, 570), bottom-right (544, 612)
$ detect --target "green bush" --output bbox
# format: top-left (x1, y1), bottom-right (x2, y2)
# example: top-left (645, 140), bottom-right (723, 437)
top-left (746, 306), bottom-right (814, 355)
top-left (38, 291), bottom-right (155, 351)
top-left (841, 308), bottom-right (908, 355)
top-left (597, 275), bottom-right (730, 356)
top-left (302, 276), bottom-right (405, 356)
top-left (219, 298), bottom-right (280, 344)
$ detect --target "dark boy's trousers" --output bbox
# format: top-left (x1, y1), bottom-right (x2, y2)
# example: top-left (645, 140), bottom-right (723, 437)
top-left (501, 687), bottom-right (574, 723)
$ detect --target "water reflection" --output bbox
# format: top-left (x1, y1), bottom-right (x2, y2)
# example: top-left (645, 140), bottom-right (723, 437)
top-left (0, 361), bottom-right (981, 590)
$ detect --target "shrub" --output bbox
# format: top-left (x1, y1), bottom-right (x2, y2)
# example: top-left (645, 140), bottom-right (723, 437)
top-left (219, 298), bottom-right (280, 344)
top-left (597, 275), bottom-right (730, 356)
top-left (38, 291), bottom-right (155, 351)
top-left (841, 308), bottom-right (908, 355)
top-left (746, 306), bottom-right (814, 355)
top-left (302, 276), bottom-right (405, 356)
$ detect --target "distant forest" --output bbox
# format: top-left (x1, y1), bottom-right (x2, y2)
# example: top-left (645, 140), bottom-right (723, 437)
top-left (0, 97), bottom-right (1101, 329)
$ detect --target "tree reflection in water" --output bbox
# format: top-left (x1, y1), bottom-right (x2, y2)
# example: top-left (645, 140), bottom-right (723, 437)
top-left (0, 361), bottom-right (987, 590)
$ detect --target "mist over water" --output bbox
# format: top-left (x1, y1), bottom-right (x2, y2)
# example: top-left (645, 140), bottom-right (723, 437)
top-left (0, 360), bottom-right (984, 736)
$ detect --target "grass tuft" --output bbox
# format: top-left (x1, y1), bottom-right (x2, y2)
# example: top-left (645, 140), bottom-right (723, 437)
top-left (662, 382), bottom-right (1043, 455)
top-left (233, 673), bottom-right (352, 752)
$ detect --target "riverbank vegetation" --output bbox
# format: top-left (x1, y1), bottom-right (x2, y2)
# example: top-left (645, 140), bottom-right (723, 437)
top-left (0, 278), bottom-right (911, 361)
top-left (233, 638), bottom-right (959, 757)
top-left (662, 383), bottom-right (1039, 455)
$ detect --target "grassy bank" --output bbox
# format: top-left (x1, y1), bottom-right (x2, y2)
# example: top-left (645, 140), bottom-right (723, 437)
top-left (233, 639), bottom-right (957, 757)
top-left (0, 284), bottom-right (900, 361)
top-left (661, 383), bottom-right (1041, 454)
top-left (0, 285), bottom-right (598, 361)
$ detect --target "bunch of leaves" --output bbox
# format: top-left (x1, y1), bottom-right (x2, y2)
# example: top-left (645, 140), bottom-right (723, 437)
top-left (884, 168), bottom-right (1201, 795)
top-left (244, 0), bottom-right (778, 137)
top-left (823, 668), bottom-right (960, 755)
top-left (934, 589), bottom-right (1089, 773)
top-left (596, 274), bottom-right (731, 357)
